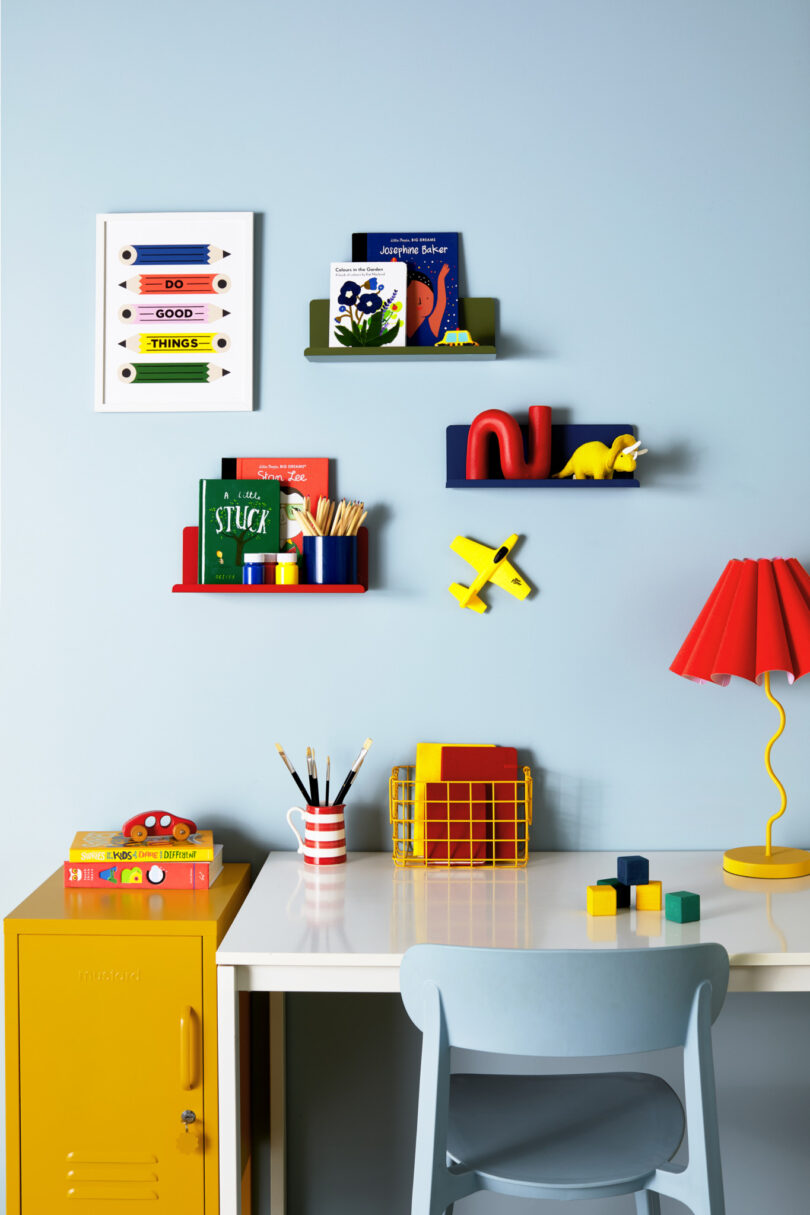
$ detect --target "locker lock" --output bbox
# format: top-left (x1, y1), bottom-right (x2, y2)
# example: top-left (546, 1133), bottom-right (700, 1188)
top-left (180, 1109), bottom-right (197, 1130)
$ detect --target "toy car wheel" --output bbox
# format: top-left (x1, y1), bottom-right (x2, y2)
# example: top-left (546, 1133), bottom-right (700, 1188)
top-left (173, 823), bottom-right (191, 841)
top-left (130, 824), bottom-right (149, 843)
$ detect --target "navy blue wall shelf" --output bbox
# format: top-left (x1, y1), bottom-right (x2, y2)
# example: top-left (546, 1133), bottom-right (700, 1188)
top-left (446, 423), bottom-right (641, 488)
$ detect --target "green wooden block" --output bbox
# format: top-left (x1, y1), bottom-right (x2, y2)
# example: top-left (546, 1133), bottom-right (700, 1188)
top-left (597, 877), bottom-right (630, 908)
top-left (665, 890), bottom-right (700, 923)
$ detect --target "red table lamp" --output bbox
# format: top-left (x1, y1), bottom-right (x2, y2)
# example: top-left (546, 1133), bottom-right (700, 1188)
top-left (671, 557), bottom-right (810, 878)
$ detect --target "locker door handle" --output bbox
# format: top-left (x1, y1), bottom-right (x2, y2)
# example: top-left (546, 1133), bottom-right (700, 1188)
top-left (179, 1006), bottom-right (196, 1090)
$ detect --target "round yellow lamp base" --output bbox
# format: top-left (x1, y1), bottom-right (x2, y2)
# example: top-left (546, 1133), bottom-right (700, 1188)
top-left (723, 845), bottom-right (810, 879)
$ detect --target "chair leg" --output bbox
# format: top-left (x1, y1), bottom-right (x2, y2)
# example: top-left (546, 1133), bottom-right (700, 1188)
top-left (634, 1192), bottom-right (661, 1215)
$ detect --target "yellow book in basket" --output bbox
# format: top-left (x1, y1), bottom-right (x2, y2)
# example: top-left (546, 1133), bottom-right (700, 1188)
top-left (413, 744), bottom-right (494, 856)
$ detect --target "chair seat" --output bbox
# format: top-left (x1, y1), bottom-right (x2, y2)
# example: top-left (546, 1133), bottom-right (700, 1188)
top-left (447, 1071), bottom-right (685, 1195)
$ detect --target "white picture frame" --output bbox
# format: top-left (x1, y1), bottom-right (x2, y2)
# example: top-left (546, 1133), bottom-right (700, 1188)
top-left (95, 211), bottom-right (254, 412)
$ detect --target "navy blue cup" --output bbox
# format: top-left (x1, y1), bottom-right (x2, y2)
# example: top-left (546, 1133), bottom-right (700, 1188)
top-left (302, 536), bottom-right (358, 585)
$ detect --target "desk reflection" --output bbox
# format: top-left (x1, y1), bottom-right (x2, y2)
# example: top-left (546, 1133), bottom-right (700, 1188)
top-left (723, 870), bottom-right (810, 953)
top-left (391, 867), bottom-right (529, 951)
top-left (286, 865), bottom-right (351, 953)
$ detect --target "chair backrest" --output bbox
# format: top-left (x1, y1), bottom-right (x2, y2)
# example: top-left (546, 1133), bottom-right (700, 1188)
top-left (400, 944), bottom-right (729, 1057)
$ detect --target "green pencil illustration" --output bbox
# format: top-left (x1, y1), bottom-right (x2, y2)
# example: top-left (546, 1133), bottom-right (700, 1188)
top-left (118, 362), bottom-right (230, 384)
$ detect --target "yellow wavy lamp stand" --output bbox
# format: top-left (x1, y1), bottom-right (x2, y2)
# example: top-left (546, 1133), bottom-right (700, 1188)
top-left (724, 672), bottom-right (810, 878)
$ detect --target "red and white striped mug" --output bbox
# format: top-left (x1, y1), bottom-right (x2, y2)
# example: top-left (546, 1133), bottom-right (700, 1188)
top-left (286, 804), bottom-right (346, 866)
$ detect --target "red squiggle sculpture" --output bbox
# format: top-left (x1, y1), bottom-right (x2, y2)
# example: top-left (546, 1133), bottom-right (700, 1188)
top-left (465, 405), bottom-right (552, 480)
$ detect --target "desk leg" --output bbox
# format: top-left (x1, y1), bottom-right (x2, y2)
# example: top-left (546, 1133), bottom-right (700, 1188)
top-left (218, 965), bottom-right (241, 1215)
top-left (269, 992), bottom-right (286, 1214)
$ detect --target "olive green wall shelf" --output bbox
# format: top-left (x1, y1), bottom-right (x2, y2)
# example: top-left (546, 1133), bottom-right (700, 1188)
top-left (305, 298), bottom-right (497, 359)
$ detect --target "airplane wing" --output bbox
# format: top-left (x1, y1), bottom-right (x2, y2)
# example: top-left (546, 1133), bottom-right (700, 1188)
top-left (489, 559), bottom-right (531, 600)
top-left (450, 536), bottom-right (495, 571)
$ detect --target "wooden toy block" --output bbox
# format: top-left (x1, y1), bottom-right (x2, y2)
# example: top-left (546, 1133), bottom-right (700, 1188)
top-left (597, 877), bottom-right (630, 908)
top-left (665, 890), bottom-right (701, 923)
top-left (617, 855), bottom-right (649, 886)
top-left (635, 880), bottom-right (662, 911)
top-left (587, 884), bottom-right (617, 916)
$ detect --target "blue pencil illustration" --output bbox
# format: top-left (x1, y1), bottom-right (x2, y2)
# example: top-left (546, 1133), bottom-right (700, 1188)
top-left (119, 244), bottom-right (230, 266)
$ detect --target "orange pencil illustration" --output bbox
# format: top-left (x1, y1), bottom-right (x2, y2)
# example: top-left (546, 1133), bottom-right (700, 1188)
top-left (119, 273), bottom-right (231, 295)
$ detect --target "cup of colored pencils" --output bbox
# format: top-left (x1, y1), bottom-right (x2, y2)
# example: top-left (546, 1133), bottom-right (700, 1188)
top-left (295, 497), bottom-right (366, 584)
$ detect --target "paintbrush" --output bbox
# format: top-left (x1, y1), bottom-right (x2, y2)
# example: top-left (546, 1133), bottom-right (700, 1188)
top-left (275, 743), bottom-right (312, 805)
top-left (311, 747), bottom-right (320, 806)
top-left (332, 737), bottom-right (373, 807)
top-left (306, 746), bottom-right (317, 805)
top-left (325, 756), bottom-right (331, 806)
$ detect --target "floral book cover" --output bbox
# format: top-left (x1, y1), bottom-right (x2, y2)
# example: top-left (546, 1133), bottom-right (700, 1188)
top-left (220, 458), bottom-right (329, 553)
top-left (329, 262), bottom-right (407, 349)
top-left (351, 233), bottom-right (459, 346)
top-left (198, 478), bottom-right (280, 583)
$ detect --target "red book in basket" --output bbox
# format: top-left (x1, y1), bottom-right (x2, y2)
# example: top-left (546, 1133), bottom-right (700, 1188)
top-left (425, 781), bottom-right (488, 863)
top-left (64, 845), bottom-right (223, 889)
top-left (441, 747), bottom-right (520, 860)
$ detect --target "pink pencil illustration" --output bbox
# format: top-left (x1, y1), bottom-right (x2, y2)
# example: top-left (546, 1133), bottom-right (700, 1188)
top-left (118, 303), bottom-right (229, 324)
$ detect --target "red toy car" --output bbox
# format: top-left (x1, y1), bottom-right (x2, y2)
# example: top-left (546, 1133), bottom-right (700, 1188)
top-left (122, 811), bottom-right (198, 844)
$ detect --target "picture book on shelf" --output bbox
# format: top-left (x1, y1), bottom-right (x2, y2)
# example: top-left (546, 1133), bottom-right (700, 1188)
top-left (220, 458), bottom-right (329, 553)
top-left (198, 478), bottom-right (280, 583)
top-left (329, 262), bottom-right (407, 348)
top-left (69, 829), bottom-right (216, 863)
top-left (351, 233), bottom-right (459, 346)
top-left (64, 845), bottom-right (223, 890)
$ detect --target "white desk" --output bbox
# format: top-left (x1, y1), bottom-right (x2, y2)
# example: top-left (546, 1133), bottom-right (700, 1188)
top-left (216, 851), bottom-right (810, 1214)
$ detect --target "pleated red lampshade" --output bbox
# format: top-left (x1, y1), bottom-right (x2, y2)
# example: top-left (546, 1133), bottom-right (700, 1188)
top-left (670, 558), bottom-right (810, 687)
top-left (671, 557), bottom-right (810, 878)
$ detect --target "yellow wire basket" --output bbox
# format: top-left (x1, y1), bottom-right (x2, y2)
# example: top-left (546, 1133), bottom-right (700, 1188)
top-left (390, 764), bottom-right (532, 868)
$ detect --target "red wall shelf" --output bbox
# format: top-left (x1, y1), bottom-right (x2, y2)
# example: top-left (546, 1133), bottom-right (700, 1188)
top-left (172, 527), bottom-right (368, 594)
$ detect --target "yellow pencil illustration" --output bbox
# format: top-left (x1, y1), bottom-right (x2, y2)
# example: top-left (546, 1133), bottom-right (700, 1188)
top-left (118, 333), bottom-right (231, 354)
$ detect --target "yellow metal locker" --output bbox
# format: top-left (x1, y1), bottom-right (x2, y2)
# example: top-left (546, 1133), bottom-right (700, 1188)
top-left (5, 863), bottom-right (250, 1213)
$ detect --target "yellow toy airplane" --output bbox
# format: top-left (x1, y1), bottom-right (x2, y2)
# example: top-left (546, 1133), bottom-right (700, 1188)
top-left (449, 533), bottom-right (532, 613)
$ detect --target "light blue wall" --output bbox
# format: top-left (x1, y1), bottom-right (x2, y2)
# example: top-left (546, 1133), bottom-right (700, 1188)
top-left (3, 1), bottom-right (810, 1211)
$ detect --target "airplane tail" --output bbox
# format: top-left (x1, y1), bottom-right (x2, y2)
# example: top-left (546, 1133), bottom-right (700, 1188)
top-left (448, 583), bottom-right (487, 613)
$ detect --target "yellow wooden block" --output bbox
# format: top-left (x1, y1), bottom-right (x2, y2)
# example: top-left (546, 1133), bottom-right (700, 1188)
top-left (587, 884), bottom-right (617, 916)
top-left (636, 880), bottom-right (662, 911)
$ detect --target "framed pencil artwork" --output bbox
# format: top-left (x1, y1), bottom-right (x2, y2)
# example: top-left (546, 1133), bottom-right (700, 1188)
top-left (94, 211), bottom-right (254, 412)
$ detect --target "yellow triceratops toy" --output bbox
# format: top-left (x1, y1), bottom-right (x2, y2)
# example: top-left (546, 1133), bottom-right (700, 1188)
top-left (552, 434), bottom-right (648, 481)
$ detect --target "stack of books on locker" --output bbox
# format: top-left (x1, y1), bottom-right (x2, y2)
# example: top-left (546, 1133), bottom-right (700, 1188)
top-left (63, 825), bottom-right (222, 890)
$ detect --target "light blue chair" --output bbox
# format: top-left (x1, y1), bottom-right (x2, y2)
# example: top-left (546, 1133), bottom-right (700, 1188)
top-left (400, 944), bottom-right (729, 1215)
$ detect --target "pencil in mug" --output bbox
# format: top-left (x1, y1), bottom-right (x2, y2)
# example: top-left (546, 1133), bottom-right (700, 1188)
top-left (292, 498), bottom-right (366, 537)
top-left (275, 743), bottom-right (312, 805)
top-left (331, 738), bottom-right (373, 807)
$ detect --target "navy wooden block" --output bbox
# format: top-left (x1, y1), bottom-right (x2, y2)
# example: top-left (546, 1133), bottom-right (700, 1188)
top-left (617, 855), bottom-right (649, 886)
top-left (666, 890), bottom-right (701, 923)
top-left (597, 878), bottom-right (631, 909)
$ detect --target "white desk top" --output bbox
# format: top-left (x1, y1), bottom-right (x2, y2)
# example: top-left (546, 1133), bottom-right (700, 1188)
top-left (216, 852), bottom-right (810, 993)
